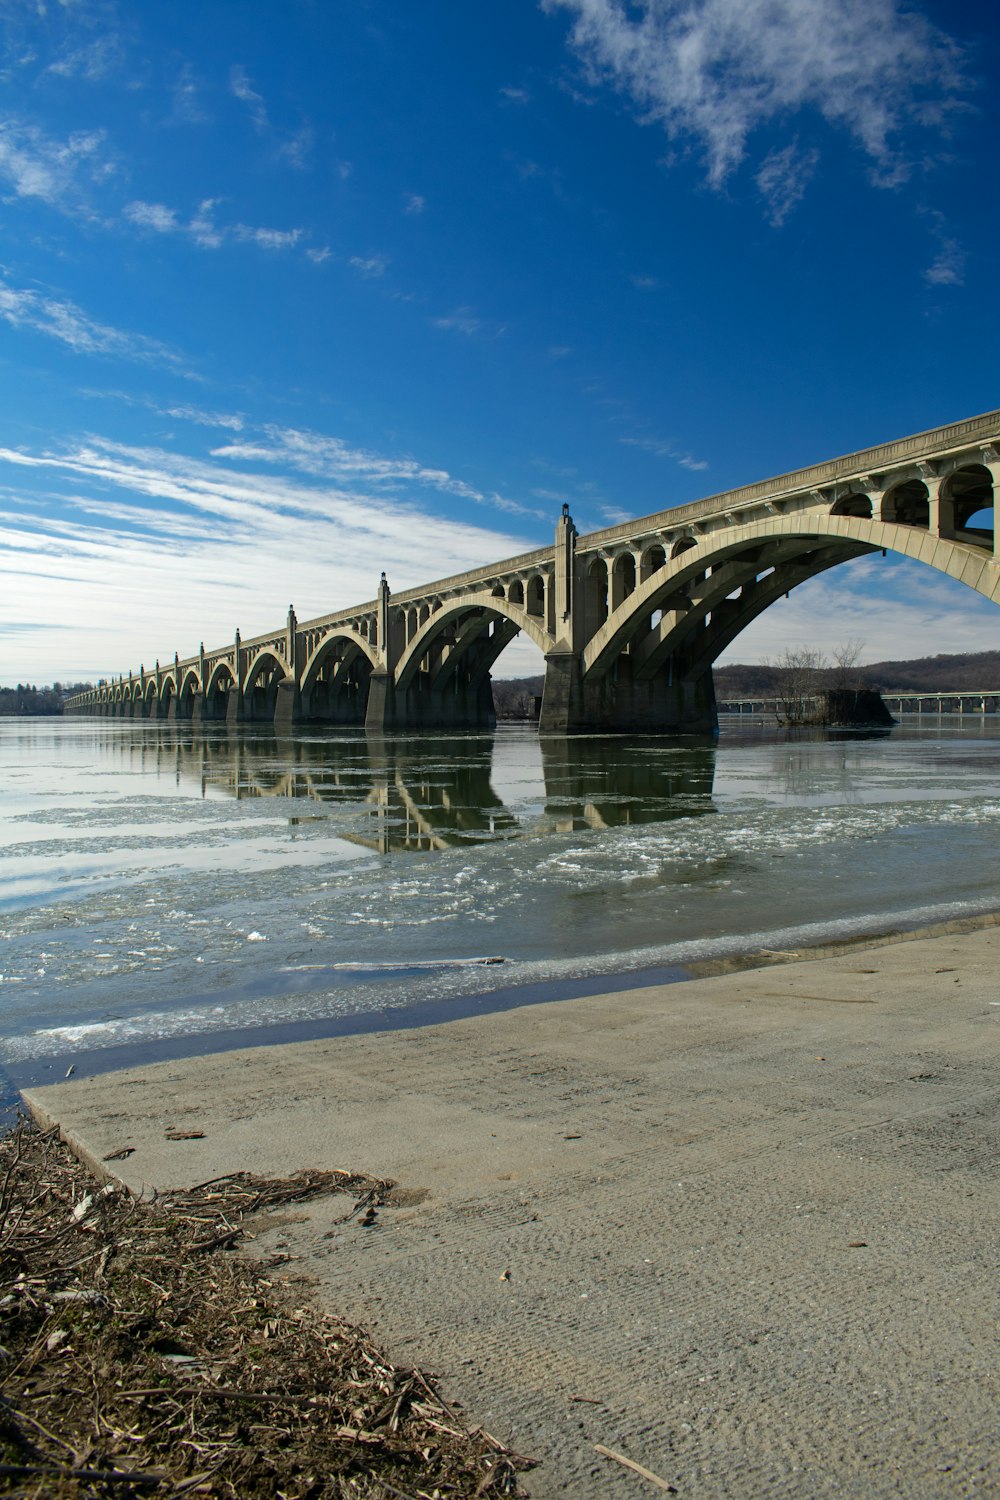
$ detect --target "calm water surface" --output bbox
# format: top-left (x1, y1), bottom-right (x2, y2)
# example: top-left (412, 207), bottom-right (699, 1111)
top-left (3, 717), bottom-right (1000, 1078)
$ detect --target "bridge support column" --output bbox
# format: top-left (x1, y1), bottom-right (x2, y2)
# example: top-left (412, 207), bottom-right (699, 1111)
top-left (365, 670), bottom-right (396, 731)
top-left (540, 652), bottom-right (718, 735)
top-left (225, 686), bottom-right (245, 727)
top-left (273, 678), bottom-right (301, 732)
top-left (539, 651), bottom-right (586, 733)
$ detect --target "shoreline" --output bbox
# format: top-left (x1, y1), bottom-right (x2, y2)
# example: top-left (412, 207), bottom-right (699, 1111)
top-left (7, 905), bottom-right (1000, 1100)
top-left (22, 920), bottom-right (1000, 1497)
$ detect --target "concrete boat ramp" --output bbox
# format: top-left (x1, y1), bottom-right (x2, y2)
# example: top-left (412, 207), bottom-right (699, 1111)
top-left (24, 927), bottom-right (1000, 1498)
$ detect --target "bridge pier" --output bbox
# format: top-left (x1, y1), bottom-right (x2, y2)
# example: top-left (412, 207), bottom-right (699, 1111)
top-left (539, 651), bottom-right (717, 735)
top-left (273, 678), bottom-right (300, 733)
top-left (365, 668), bottom-right (496, 732)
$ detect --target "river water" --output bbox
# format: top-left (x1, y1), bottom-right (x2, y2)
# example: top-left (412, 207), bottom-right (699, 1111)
top-left (3, 717), bottom-right (1000, 1086)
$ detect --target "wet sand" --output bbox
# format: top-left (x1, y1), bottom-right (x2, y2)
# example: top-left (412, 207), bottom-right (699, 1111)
top-left (24, 926), bottom-right (1000, 1498)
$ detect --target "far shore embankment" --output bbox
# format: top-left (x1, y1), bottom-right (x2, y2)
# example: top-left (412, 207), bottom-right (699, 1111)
top-left (22, 920), bottom-right (1000, 1498)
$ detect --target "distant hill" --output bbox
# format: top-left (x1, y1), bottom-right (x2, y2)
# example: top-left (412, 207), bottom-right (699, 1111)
top-left (493, 652), bottom-right (1000, 714)
top-left (713, 651), bottom-right (1000, 699)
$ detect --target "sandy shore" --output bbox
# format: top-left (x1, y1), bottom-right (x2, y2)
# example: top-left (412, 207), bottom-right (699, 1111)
top-left (24, 926), bottom-right (1000, 1498)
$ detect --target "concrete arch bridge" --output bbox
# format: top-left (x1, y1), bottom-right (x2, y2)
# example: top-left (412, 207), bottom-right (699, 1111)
top-left (66, 408), bottom-right (1000, 735)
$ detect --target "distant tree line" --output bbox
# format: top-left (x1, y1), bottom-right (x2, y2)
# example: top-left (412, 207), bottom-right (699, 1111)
top-left (713, 649), bottom-right (1000, 700)
top-left (492, 676), bottom-right (543, 718)
top-left (0, 682), bottom-right (93, 716)
top-left (492, 651), bottom-right (1000, 718)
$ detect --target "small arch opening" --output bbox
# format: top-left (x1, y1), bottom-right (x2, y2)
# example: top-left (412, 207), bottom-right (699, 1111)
top-left (831, 493), bottom-right (873, 519)
top-left (944, 463), bottom-right (993, 543)
top-left (882, 479), bottom-right (929, 528)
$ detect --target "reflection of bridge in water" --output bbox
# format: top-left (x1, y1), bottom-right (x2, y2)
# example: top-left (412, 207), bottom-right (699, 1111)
top-left (67, 409), bottom-right (1000, 735)
top-left (98, 726), bottom-right (717, 854)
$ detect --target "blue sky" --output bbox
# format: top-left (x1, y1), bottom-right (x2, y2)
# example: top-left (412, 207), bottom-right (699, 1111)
top-left (0, 0), bottom-right (998, 687)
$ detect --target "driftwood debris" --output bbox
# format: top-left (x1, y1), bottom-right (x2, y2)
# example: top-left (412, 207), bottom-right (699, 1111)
top-left (0, 1119), bottom-right (533, 1497)
top-left (595, 1443), bottom-right (678, 1493)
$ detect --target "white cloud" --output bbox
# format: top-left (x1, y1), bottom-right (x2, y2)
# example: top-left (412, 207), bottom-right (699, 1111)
top-left (718, 554), bottom-right (1000, 665)
top-left (230, 64), bottom-right (312, 169)
top-left (620, 434), bottom-right (708, 471)
top-left (755, 141), bottom-right (820, 227)
top-left (234, 224), bottom-right (303, 251)
top-left (209, 424), bottom-right (544, 520)
top-left (545, 0), bottom-right (965, 204)
top-left (169, 63), bottom-right (209, 125)
top-left (0, 278), bottom-right (184, 367)
top-left (47, 34), bottom-right (123, 82)
top-left (230, 64), bottom-right (269, 132)
top-left (0, 435), bottom-right (545, 682)
top-left (431, 307), bottom-right (506, 338)
top-left (921, 209), bottom-right (965, 287)
top-left (0, 118), bottom-right (114, 212)
top-left (189, 197), bottom-right (223, 249)
top-left (404, 193), bottom-right (426, 214)
top-left (925, 239), bottom-right (964, 286)
top-left (125, 196), bottom-right (305, 254)
top-left (307, 246), bottom-right (332, 265)
top-left (631, 274), bottom-right (658, 289)
top-left (350, 254), bottom-right (388, 278)
top-left (124, 199), bottom-right (178, 232)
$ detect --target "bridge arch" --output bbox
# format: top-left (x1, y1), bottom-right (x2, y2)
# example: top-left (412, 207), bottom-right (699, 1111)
top-left (242, 650), bottom-right (287, 723)
top-left (177, 668), bottom-right (202, 721)
top-left (204, 660), bottom-right (235, 721)
top-left (391, 592), bottom-right (549, 728)
top-left (583, 514), bottom-right (998, 684)
top-left (395, 592), bottom-right (550, 691)
top-left (300, 630), bottom-right (378, 723)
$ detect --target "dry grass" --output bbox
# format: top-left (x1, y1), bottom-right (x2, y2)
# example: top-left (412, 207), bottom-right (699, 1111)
top-left (0, 1120), bottom-right (532, 1499)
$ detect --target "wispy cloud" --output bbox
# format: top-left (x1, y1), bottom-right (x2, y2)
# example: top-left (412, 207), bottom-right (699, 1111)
top-left (620, 434), bottom-right (708, 471)
top-left (125, 197), bottom-right (305, 254)
top-left (432, 307), bottom-right (507, 339)
top-left (350, 254), bottom-right (388, 278)
top-left (0, 118), bottom-right (115, 213)
top-left (234, 223), bottom-right (302, 251)
top-left (404, 193), bottom-right (426, 215)
top-left (124, 200), bottom-right (178, 233)
top-left (545, 0), bottom-right (966, 211)
top-left (0, 278), bottom-right (184, 368)
top-left (47, 34), bottom-right (123, 83)
top-left (718, 553), bottom-right (1000, 665)
top-left (0, 435), bottom-right (546, 680)
top-left (229, 64), bottom-right (312, 169)
top-left (631, 274), bottom-right (658, 289)
top-left (755, 140), bottom-right (820, 227)
top-left (169, 63), bottom-right (209, 126)
top-left (85, 390), bottom-right (247, 432)
top-left (209, 424), bottom-right (544, 519)
top-left (921, 208), bottom-right (965, 287)
top-left (229, 64), bottom-right (269, 132)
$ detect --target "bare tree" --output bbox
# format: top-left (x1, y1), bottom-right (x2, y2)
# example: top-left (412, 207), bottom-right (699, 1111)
top-left (830, 639), bottom-right (866, 691)
top-left (767, 647), bottom-right (827, 725)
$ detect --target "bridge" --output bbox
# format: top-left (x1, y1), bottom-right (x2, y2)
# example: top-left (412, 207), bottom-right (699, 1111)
top-left (65, 408), bottom-right (1000, 735)
top-left (718, 691), bottom-right (1000, 719)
